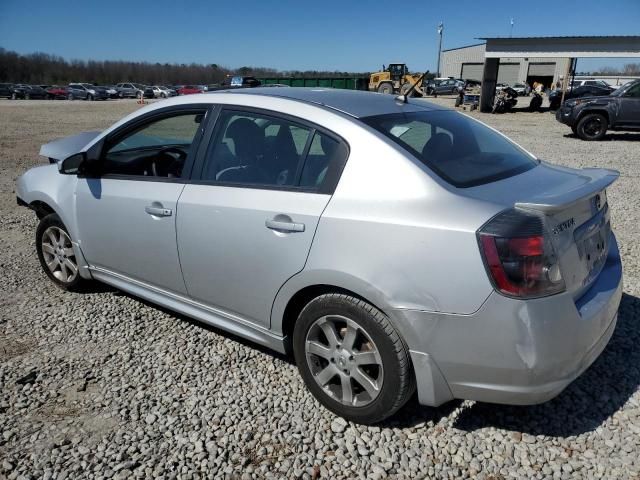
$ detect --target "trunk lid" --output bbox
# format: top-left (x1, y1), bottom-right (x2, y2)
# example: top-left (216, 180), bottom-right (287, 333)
top-left (464, 162), bottom-right (618, 298)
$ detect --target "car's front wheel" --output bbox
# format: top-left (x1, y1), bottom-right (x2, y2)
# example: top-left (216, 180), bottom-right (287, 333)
top-left (36, 213), bottom-right (87, 291)
top-left (576, 113), bottom-right (607, 141)
top-left (293, 293), bottom-right (414, 424)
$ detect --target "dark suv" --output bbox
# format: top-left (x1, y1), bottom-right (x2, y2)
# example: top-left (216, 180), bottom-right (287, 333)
top-left (556, 79), bottom-right (640, 140)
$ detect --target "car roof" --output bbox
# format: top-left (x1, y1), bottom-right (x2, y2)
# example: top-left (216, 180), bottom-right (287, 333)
top-left (219, 87), bottom-right (448, 118)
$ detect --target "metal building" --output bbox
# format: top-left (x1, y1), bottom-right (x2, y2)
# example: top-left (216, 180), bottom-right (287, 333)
top-left (441, 43), bottom-right (570, 88)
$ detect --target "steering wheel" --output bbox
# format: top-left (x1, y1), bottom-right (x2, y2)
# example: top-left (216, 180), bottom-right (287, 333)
top-left (151, 147), bottom-right (187, 177)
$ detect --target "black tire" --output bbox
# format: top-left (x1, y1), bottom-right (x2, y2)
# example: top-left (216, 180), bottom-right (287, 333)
top-left (87, 94), bottom-right (94, 101)
top-left (571, 125), bottom-right (578, 135)
top-left (576, 113), bottom-right (607, 141)
top-left (293, 293), bottom-right (414, 424)
top-left (68, 93), bottom-right (74, 101)
top-left (25, 93), bottom-right (30, 100)
top-left (36, 213), bottom-right (88, 292)
top-left (377, 83), bottom-right (394, 95)
top-left (455, 95), bottom-right (462, 107)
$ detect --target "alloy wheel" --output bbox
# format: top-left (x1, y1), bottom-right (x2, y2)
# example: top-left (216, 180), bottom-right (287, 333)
top-left (41, 226), bottom-right (78, 283)
top-left (305, 315), bottom-right (383, 407)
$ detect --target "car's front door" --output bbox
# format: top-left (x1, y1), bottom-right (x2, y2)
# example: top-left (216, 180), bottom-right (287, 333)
top-left (618, 83), bottom-right (640, 126)
top-left (75, 105), bottom-right (210, 294)
top-left (177, 108), bottom-right (348, 327)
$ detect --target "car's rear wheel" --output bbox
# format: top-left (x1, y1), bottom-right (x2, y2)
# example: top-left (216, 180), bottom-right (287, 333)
top-left (576, 113), bottom-right (607, 141)
top-left (25, 93), bottom-right (30, 100)
top-left (87, 94), bottom-right (94, 101)
top-left (68, 93), bottom-right (74, 100)
top-left (36, 213), bottom-right (87, 291)
top-left (293, 293), bottom-right (414, 424)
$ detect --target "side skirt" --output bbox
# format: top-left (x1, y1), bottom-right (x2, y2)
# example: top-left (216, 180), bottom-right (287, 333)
top-left (89, 266), bottom-right (287, 354)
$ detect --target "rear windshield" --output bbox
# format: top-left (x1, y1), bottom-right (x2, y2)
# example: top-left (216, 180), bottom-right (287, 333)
top-left (362, 110), bottom-right (538, 188)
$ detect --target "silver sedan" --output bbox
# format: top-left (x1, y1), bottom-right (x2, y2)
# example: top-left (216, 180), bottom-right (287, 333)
top-left (16, 88), bottom-right (622, 423)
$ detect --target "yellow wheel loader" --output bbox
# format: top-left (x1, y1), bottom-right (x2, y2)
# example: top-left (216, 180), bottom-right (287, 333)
top-left (369, 63), bottom-right (427, 97)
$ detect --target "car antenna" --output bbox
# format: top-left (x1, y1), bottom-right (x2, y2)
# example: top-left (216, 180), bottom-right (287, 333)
top-left (396, 70), bottom-right (430, 104)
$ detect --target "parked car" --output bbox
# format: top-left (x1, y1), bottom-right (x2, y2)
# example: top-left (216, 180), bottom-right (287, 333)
top-left (511, 83), bottom-right (531, 96)
top-left (144, 85), bottom-right (176, 98)
top-left (548, 85), bottom-right (614, 110)
top-left (11, 84), bottom-right (48, 100)
top-left (100, 85), bottom-right (119, 99)
top-left (17, 88), bottom-right (622, 424)
top-left (569, 79), bottom-right (615, 90)
top-left (67, 83), bottom-right (110, 101)
top-left (45, 86), bottom-right (69, 100)
top-left (0, 83), bottom-right (14, 99)
top-left (115, 83), bottom-right (145, 98)
top-left (142, 86), bottom-right (156, 99)
top-left (223, 76), bottom-right (262, 88)
top-left (556, 79), bottom-right (640, 140)
top-left (426, 78), bottom-right (464, 95)
top-left (177, 85), bottom-right (204, 95)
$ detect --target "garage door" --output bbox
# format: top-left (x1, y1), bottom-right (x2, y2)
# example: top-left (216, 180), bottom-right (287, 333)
top-left (528, 63), bottom-right (555, 76)
top-left (461, 63), bottom-right (484, 81)
top-left (498, 63), bottom-right (520, 85)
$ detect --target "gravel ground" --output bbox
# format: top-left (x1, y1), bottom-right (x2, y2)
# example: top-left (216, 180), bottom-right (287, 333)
top-left (1, 98), bottom-right (639, 480)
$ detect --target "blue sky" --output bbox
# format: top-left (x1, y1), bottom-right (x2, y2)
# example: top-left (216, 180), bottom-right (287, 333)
top-left (1, 0), bottom-right (638, 72)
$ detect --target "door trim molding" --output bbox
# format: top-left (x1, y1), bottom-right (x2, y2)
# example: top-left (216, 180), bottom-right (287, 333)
top-left (89, 266), bottom-right (287, 354)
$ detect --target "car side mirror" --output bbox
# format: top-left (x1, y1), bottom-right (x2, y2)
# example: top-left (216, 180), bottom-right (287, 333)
top-left (59, 152), bottom-right (86, 174)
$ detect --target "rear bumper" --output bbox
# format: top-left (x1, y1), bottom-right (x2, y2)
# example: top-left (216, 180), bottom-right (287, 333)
top-left (392, 234), bottom-right (623, 407)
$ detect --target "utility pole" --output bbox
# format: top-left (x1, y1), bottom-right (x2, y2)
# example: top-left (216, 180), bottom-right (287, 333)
top-left (437, 22), bottom-right (444, 77)
top-left (510, 18), bottom-right (514, 37)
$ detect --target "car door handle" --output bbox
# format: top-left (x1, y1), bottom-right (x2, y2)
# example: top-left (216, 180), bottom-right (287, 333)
top-left (265, 219), bottom-right (305, 232)
top-left (145, 205), bottom-right (172, 217)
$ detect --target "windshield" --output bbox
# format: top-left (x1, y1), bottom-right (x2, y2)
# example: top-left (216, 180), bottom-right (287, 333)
top-left (362, 110), bottom-right (538, 188)
top-left (611, 81), bottom-right (638, 97)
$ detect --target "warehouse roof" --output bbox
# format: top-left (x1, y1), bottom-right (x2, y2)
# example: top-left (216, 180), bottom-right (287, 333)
top-left (478, 35), bottom-right (640, 58)
top-left (442, 43), bottom-right (485, 53)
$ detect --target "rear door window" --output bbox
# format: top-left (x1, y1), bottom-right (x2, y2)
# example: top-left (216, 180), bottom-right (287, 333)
top-left (362, 110), bottom-right (537, 188)
top-left (202, 110), bottom-right (312, 187)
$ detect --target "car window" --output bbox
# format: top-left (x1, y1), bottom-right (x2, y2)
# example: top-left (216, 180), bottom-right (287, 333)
top-left (362, 110), bottom-right (537, 188)
top-left (202, 110), bottom-right (313, 187)
top-left (101, 110), bottom-right (205, 178)
top-left (625, 83), bottom-right (640, 98)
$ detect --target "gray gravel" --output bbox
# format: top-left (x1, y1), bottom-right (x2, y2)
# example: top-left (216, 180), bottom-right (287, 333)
top-left (1, 99), bottom-right (639, 479)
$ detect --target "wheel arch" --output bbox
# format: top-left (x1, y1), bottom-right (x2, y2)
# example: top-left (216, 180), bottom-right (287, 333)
top-left (272, 271), bottom-right (400, 355)
top-left (578, 108), bottom-right (611, 126)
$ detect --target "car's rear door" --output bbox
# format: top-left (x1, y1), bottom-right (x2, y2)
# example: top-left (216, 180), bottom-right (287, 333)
top-left (176, 107), bottom-right (348, 328)
top-left (75, 104), bottom-right (211, 294)
top-left (618, 82), bottom-right (640, 126)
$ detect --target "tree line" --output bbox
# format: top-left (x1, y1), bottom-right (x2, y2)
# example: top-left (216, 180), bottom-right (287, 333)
top-left (0, 47), bottom-right (370, 85)
top-left (590, 63), bottom-right (640, 76)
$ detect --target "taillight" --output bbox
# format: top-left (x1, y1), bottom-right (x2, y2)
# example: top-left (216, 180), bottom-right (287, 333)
top-left (478, 209), bottom-right (565, 298)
